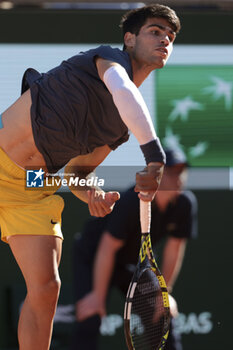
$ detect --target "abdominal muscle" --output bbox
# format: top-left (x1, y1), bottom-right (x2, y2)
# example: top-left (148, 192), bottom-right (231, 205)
top-left (0, 89), bottom-right (47, 171)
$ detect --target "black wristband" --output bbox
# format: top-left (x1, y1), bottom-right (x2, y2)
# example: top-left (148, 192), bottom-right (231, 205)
top-left (140, 139), bottom-right (166, 165)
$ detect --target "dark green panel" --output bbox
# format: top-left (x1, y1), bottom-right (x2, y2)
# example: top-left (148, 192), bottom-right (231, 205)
top-left (0, 9), bottom-right (124, 43)
top-left (177, 12), bottom-right (233, 44)
top-left (172, 190), bottom-right (233, 350)
top-left (0, 9), bottom-right (233, 44)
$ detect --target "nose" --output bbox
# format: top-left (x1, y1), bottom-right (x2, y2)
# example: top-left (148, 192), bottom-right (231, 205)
top-left (160, 35), bottom-right (170, 46)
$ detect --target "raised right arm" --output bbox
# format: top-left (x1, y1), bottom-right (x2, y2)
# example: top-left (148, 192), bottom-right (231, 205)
top-left (96, 58), bottom-right (165, 200)
top-left (96, 58), bottom-right (165, 165)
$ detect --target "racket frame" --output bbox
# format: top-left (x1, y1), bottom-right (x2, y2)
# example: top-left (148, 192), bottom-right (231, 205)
top-left (124, 200), bottom-right (170, 350)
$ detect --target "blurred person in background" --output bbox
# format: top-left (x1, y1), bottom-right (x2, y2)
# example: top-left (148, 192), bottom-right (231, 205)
top-left (70, 148), bottom-right (198, 350)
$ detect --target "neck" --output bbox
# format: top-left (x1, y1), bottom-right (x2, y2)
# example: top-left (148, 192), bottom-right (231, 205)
top-left (156, 190), bottom-right (180, 212)
top-left (155, 194), bottom-right (168, 212)
top-left (155, 191), bottom-right (176, 212)
top-left (126, 49), bottom-right (154, 87)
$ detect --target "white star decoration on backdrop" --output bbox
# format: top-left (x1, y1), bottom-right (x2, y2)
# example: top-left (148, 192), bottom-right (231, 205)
top-left (33, 168), bottom-right (45, 180)
top-left (163, 127), bottom-right (208, 159)
top-left (168, 96), bottom-right (205, 122)
top-left (189, 142), bottom-right (209, 158)
top-left (202, 76), bottom-right (233, 111)
top-left (162, 127), bottom-right (184, 151)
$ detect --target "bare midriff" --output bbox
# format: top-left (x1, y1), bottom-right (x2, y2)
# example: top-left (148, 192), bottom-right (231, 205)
top-left (0, 90), bottom-right (47, 170)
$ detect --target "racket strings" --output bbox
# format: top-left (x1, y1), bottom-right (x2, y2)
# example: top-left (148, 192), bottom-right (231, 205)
top-left (130, 269), bottom-right (166, 350)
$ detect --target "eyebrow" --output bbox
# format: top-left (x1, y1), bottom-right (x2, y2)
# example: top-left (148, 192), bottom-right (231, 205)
top-left (146, 23), bottom-right (176, 36)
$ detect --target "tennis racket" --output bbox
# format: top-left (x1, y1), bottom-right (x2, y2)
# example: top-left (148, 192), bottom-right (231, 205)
top-left (124, 197), bottom-right (170, 350)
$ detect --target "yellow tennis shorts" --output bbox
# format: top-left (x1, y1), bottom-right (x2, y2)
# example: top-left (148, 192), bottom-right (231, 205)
top-left (0, 148), bottom-right (64, 243)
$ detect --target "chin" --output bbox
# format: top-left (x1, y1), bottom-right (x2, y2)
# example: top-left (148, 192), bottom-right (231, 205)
top-left (154, 58), bottom-right (167, 69)
top-left (155, 62), bottom-right (165, 70)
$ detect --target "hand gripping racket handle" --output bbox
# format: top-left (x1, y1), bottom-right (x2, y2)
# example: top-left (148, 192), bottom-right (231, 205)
top-left (140, 193), bottom-right (151, 234)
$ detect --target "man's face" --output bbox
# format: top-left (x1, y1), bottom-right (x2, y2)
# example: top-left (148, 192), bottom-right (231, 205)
top-left (159, 164), bottom-right (188, 197)
top-left (126, 17), bottom-right (176, 69)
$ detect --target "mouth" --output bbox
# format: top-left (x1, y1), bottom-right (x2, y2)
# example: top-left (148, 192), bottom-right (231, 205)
top-left (156, 47), bottom-right (168, 57)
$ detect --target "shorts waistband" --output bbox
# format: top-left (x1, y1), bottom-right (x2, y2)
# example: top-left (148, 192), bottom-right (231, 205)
top-left (0, 147), bottom-right (26, 179)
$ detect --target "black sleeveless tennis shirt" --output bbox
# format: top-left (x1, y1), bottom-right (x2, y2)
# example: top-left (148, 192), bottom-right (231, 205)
top-left (22, 46), bottom-right (132, 173)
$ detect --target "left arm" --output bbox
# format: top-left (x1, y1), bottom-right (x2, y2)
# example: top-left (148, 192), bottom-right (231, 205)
top-left (162, 191), bottom-right (198, 290)
top-left (64, 145), bottom-right (120, 217)
top-left (162, 192), bottom-right (198, 316)
top-left (76, 232), bottom-right (124, 321)
top-left (162, 237), bottom-right (187, 318)
top-left (161, 237), bottom-right (187, 294)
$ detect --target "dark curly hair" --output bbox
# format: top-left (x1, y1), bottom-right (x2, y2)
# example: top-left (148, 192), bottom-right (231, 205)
top-left (120, 4), bottom-right (181, 37)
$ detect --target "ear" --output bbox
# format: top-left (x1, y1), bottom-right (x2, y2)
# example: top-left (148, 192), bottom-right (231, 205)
top-left (124, 32), bottom-right (136, 49)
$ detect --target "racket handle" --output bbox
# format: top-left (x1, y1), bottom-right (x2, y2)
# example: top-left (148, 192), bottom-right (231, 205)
top-left (140, 193), bottom-right (151, 233)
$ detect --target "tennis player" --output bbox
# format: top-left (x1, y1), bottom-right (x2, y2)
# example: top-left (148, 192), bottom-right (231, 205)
top-left (0, 4), bottom-right (180, 350)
